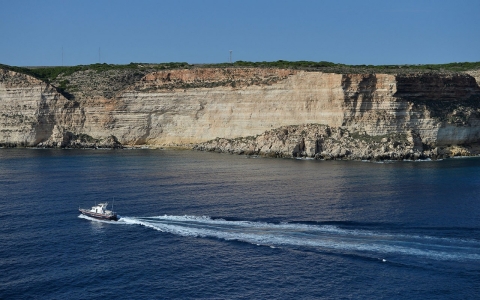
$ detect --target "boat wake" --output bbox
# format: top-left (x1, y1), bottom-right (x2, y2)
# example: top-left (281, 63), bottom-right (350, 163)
top-left (118, 215), bottom-right (480, 262)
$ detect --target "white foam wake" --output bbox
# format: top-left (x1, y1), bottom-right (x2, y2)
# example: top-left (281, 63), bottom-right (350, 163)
top-left (117, 215), bottom-right (480, 261)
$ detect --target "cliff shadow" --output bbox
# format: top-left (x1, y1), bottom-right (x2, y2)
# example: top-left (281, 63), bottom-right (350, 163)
top-left (33, 94), bottom-right (56, 145)
top-left (394, 73), bottom-right (480, 124)
top-left (341, 74), bottom-right (377, 126)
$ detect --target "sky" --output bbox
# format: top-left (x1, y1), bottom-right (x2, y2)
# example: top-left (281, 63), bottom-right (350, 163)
top-left (1, 0), bottom-right (479, 66)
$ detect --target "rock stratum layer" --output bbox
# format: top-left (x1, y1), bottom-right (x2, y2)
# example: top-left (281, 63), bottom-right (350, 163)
top-left (1, 67), bottom-right (480, 159)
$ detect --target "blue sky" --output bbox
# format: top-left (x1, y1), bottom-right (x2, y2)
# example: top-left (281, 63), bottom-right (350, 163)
top-left (1, 0), bottom-right (479, 66)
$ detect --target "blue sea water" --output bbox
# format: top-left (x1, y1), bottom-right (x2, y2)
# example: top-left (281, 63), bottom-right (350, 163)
top-left (0, 149), bottom-right (479, 299)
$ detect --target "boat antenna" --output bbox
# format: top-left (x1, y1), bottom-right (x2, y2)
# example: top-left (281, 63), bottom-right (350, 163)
top-left (112, 197), bottom-right (114, 211)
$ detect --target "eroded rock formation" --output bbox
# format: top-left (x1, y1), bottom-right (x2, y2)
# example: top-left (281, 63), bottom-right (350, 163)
top-left (194, 124), bottom-right (460, 160)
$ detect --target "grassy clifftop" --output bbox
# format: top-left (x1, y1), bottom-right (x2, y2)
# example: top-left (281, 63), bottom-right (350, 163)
top-left (1, 60), bottom-right (479, 101)
top-left (205, 60), bottom-right (480, 74)
top-left (0, 62), bottom-right (190, 83)
top-left (2, 60), bottom-right (480, 82)
top-left (0, 62), bottom-right (190, 100)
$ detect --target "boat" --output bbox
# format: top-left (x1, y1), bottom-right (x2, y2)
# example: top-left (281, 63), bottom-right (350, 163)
top-left (79, 202), bottom-right (118, 221)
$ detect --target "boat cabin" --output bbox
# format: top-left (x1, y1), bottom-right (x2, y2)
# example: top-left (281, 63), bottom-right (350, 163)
top-left (91, 203), bottom-right (109, 213)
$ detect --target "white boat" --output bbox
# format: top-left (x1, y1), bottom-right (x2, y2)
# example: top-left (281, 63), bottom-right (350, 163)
top-left (79, 202), bottom-right (118, 221)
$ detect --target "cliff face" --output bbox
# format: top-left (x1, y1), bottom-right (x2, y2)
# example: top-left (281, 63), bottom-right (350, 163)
top-left (1, 67), bottom-right (480, 158)
top-left (0, 69), bottom-right (80, 146)
top-left (0, 69), bottom-right (118, 147)
top-left (339, 73), bottom-right (480, 146)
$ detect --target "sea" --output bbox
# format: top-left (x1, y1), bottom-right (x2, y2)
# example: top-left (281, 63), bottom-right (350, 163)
top-left (0, 148), bottom-right (479, 299)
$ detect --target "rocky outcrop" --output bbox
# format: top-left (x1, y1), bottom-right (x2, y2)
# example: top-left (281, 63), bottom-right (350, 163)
top-left (38, 126), bottom-right (122, 149)
top-left (134, 68), bottom-right (297, 91)
top-left (193, 123), bottom-right (472, 160)
top-left (1, 66), bottom-right (480, 159)
top-left (466, 70), bottom-right (480, 86)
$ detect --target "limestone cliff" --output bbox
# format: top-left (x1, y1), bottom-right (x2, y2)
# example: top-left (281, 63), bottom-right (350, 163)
top-left (0, 69), bottom-right (76, 147)
top-left (1, 66), bottom-right (480, 159)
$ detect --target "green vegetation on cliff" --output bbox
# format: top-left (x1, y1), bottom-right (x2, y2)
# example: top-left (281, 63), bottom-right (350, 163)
top-left (204, 60), bottom-right (480, 73)
top-left (1, 60), bottom-right (480, 83)
top-left (0, 62), bottom-right (190, 83)
top-left (1, 60), bottom-right (479, 101)
top-left (0, 62), bottom-right (190, 100)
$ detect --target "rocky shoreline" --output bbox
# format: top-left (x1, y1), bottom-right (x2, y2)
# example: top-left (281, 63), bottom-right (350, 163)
top-left (2, 122), bottom-right (480, 163)
top-left (193, 124), bottom-right (480, 161)
top-left (20, 131), bottom-right (123, 149)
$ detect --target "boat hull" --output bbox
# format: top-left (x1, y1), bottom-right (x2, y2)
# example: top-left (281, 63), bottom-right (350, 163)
top-left (79, 209), bottom-right (118, 221)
